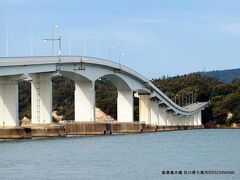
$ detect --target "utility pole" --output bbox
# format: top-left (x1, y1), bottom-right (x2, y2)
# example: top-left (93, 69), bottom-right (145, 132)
top-left (68, 32), bottom-right (72, 55)
top-left (52, 25), bottom-right (59, 55)
top-left (43, 36), bottom-right (62, 73)
top-left (6, 20), bottom-right (9, 57)
top-left (108, 46), bottom-right (114, 60)
top-left (31, 24), bottom-right (34, 56)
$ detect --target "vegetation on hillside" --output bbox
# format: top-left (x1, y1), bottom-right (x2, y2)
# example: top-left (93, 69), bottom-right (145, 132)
top-left (152, 73), bottom-right (240, 126)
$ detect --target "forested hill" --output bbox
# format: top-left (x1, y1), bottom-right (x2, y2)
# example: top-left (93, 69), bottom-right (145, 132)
top-left (203, 68), bottom-right (240, 83)
top-left (152, 73), bottom-right (240, 127)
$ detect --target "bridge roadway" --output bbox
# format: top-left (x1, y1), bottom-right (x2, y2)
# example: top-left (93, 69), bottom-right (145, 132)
top-left (0, 56), bottom-right (208, 130)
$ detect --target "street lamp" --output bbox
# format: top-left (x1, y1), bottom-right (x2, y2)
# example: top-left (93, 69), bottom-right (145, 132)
top-left (43, 36), bottom-right (62, 56)
top-left (188, 92), bottom-right (190, 105)
top-left (52, 25), bottom-right (59, 55)
top-left (43, 36), bottom-right (62, 73)
top-left (108, 46), bottom-right (114, 60)
top-left (191, 91), bottom-right (194, 104)
top-left (194, 90), bottom-right (198, 103)
top-left (119, 52), bottom-right (124, 64)
top-left (175, 94), bottom-right (178, 104)
top-left (181, 93), bottom-right (184, 107)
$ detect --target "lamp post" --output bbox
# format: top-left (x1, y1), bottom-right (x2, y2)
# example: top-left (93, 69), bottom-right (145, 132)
top-left (187, 92), bottom-right (191, 106)
top-left (108, 46), bottom-right (114, 60)
top-left (194, 90), bottom-right (198, 103)
top-left (52, 25), bottom-right (59, 55)
top-left (6, 20), bottom-right (8, 57)
top-left (182, 93), bottom-right (184, 107)
top-left (191, 91), bottom-right (194, 104)
top-left (43, 36), bottom-right (62, 73)
top-left (189, 92), bottom-right (191, 105)
top-left (175, 94), bottom-right (179, 105)
top-left (31, 24), bottom-right (34, 56)
top-left (119, 52), bottom-right (124, 65)
top-left (43, 36), bottom-right (61, 56)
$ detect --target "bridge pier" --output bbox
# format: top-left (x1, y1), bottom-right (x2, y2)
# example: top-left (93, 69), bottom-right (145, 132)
top-left (198, 111), bottom-right (202, 125)
top-left (179, 116), bottom-right (185, 126)
top-left (0, 76), bottom-right (19, 126)
top-left (184, 116), bottom-right (189, 126)
top-left (159, 107), bottom-right (167, 125)
top-left (117, 89), bottom-right (134, 122)
top-left (139, 94), bottom-right (151, 124)
top-left (138, 95), bottom-right (161, 125)
top-left (185, 115), bottom-right (194, 126)
top-left (194, 111), bottom-right (202, 125)
top-left (172, 114), bottom-right (178, 126)
top-left (150, 100), bottom-right (159, 125)
top-left (31, 73), bottom-right (52, 124)
top-left (190, 115), bottom-right (194, 126)
top-left (166, 112), bottom-right (173, 126)
top-left (75, 80), bottom-right (95, 122)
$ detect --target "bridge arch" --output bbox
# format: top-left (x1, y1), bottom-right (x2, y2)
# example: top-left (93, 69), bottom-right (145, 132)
top-left (101, 74), bottom-right (131, 90)
top-left (52, 75), bottom-right (75, 121)
top-left (95, 73), bottom-right (134, 122)
top-left (61, 71), bottom-right (95, 122)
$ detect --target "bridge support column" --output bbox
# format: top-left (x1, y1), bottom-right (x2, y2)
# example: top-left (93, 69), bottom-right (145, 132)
top-left (117, 89), bottom-right (134, 122)
top-left (166, 112), bottom-right (174, 126)
top-left (195, 111), bottom-right (202, 125)
top-left (139, 95), bottom-right (160, 125)
top-left (139, 94), bottom-right (150, 124)
top-left (184, 116), bottom-right (189, 126)
top-left (190, 115), bottom-right (194, 125)
top-left (31, 73), bottom-right (52, 124)
top-left (176, 115), bottom-right (182, 125)
top-left (181, 116), bottom-right (186, 126)
top-left (178, 116), bottom-right (183, 126)
top-left (172, 114), bottom-right (178, 125)
top-left (188, 116), bottom-right (191, 125)
top-left (0, 77), bottom-right (18, 126)
top-left (194, 113), bottom-right (198, 125)
top-left (150, 100), bottom-right (159, 125)
top-left (159, 107), bottom-right (167, 125)
top-left (75, 80), bottom-right (95, 122)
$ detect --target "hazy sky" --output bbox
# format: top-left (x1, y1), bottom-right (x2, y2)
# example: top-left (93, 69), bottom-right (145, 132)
top-left (1, 0), bottom-right (240, 78)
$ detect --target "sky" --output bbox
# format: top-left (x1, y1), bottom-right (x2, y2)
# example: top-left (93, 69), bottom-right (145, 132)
top-left (0, 0), bottom-right (240, 78)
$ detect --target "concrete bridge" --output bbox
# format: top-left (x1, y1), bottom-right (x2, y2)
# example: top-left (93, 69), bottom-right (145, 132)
top-left (0, 56), bottom-right (208, 130)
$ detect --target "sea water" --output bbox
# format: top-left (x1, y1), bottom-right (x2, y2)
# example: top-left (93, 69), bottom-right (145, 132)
top-left (0, 129), bottom-right (239, 180)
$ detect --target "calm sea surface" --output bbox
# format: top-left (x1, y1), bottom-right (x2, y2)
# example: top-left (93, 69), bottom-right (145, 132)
top-left (0, 129), bottom-right (239, 180)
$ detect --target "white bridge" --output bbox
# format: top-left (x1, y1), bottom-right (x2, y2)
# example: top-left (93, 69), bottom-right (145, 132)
top-left (0, 56), bottom-right (208, 127)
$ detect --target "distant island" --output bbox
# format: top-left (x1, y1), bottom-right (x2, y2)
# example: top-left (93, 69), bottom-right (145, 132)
top-left (19, 68), bottom-right (240, 129)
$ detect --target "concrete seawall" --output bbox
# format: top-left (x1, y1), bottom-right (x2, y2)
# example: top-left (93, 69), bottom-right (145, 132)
top-left (0, 122), bottom-right (204, 139)
top-left (0, 127), bottom-right (31, 139)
